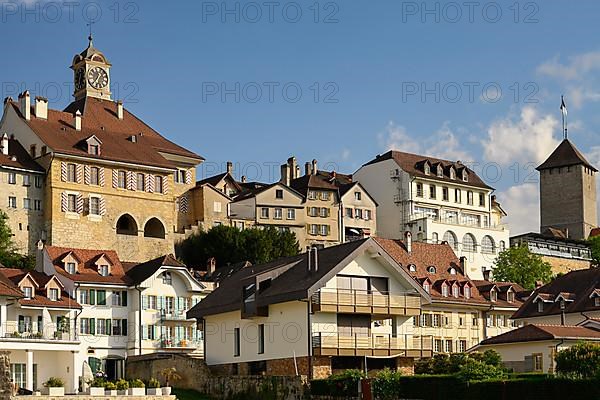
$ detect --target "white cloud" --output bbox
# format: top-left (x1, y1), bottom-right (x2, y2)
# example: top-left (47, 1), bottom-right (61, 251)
top-left (496, 183), bottom-right (540, 235)
top-left (481, 106), bottom-right (560, 166)
top-left (380, 121), bottom-right (471, 162)
top-left (537, 51), bottom-right (600, 81)
top-left (566, 86), bottom-right (600, 108)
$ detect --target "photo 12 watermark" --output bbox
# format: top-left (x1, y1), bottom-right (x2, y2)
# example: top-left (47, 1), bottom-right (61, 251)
top-left (401, 81), bottom-right (539, 104)
top-left (2, 81), bottom-right (140, 104)
top-left (401, 1), bottom-right (540, 24)
top-left (0, 1), bottom-right (140, 24)
top-left (201, 1), bottom-right (339, 23)
top-left (201, 81), bottom-right (340, 104)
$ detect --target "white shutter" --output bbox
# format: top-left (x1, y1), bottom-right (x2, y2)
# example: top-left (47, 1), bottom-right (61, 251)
top-left (60, 162), bottom-right (67, 182)
top-left (127, 171), bottom-right (135, 190)
top-left (60, 192), bottom-right (67, 212)
top-left (76, 164), bottom-right (83, 184)
top-left (76, 194), bottom-right (84, 214)
top-left (99, 168), bottom-right (105, 187)
top-left (99, 197), bottom-right (106, 216)
top-left (84, 165), bottom-right (91, 185)
top-left (185, 170), bottom-right (192, 185)
top-left (112, 169), bottom-right (118, 188)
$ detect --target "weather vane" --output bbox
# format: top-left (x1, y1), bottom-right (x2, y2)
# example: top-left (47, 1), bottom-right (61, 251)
top-left (87, 21), bottom-right (95, 46)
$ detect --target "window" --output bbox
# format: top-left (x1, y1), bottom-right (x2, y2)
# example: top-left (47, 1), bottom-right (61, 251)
top-left (463, 234), bottom-right (476, 252)
top-left (309, 207), bottom-right (318, 217)
top-left (595, 297), bottom-right (600, 307)
top-left (432, 314), bottom-right (440, 327)
top-left (472, 313), bottom-right (479, 326)
top-left (275, 189), bottom-right (283, 199)
top-left (345, 208), bottom-right (353, 218)
top-left (89, 144), bottom-right (100, 155)
top-left (449, 267), bottom-right (456, 275)
top-left (442, 187), bottom-right (449, 201)
top-left (35, 175), bottom-right (42, 188)
top-left (23, 198), bottom-right (31, 210)
top-left (7, 172), bottom-right (16, 184)
top-left (49, 288), bottom-right (59, 301)
top-left (90, 167), bottom-right (99, 185)
top-left (537, 301), bottom-right (544, 313)
top-left (80, 318), bottom-right (91, 335)
top-left (260, 208), bottom-right (269, 219)
top-left (427, 266), bottom-right (436, 274)
top-left (320, 225), bottom-right (329, 236)
top-left (90, 197), bottom-right (100, 215)
top-left (8, 197), bottom-right (16, 208)
top-left (424, 164), bottom-right (431, 175)
top-left (174, 169), bottom-right (186, 184)
top-left (479, 193), bottom-right (485, 207)
top-left (23, 286), bottom-right (33, 299)
top-left (321, 192), bottom-right (330, 201)
top-left (429, 185), bottom-right (436, 199)
top-left (66, 262), bottom-right (76, 274)
top-left (441, 285), bottom-right (448, 297)
top-left (118, 171), bottom-right (126, 188)
top-left (67, 194), bottom-right (77, 212)
top-left (258, 324), bottom-right (265, 354)
top-left (467, 191), bottom-right (474, 205)
top-left (308, 191), bottom-right (317, 200)
top-left (137, 173), bottom-right (145, 191)
top-left (354, 192), bottom-right (361, 200)
top-left (408, 264), bottom-right (416, 272)
top-left (507, 291), bottom-right (515, 303)
top-left (320, 207), bottom-right (328, 218)
top-left (310, 224), bottom-right (318, 235)
top-left (490, 289), bottom-right (497, 302)
top-left (434, 339), bottom-right (442, 353)
top-left (459, 340), bottom-right (467, 352)
top-left (533, 353), bottom-right (543, 372)
top-left (287, 209), bottom-right (296, 220)
top-left (455, 189), bottom-right (461, 203)
top-left (499, 240), bottom-right (506, 251)
top-left (67, 164), bottom-right (76, 182)
top-left (274, 208), bottom-right (283, 220)
top-left (155, 176), bottom-right (164, 193)
top-left (162, 272), bottom-right (172, 285)
top-left (22, 174), bottom-right (30, 186)
top-left (96, 290), bottom-right (107, 306)
top-left (481, 236), bottom-right (495, 254)
top-left (445, 340), bottom-right (453, 353)
top-left (464, 286), bottom-right (471, 299)
top-left (234, 327), bottom-right (241, 357)
top-left (112, 292), bottom-right (121, 306)
top-left (423, 282), bottom-right (430, 293)
top-left (79, 290), bottom-right (89, 304)
top-left (437, 166), bottom-right (443, 177)
top-left (96, 319), bottom-right (108, 335)
top-left (452, 286), bottom-right (459, 298)
top-left (213, 202), bottom-right (222, 212)
top-left (98, 265), bottom-right (109, 276)
top-left (416, 183), bottom-right (423, 197)
top-left (364, 210), bottom-right (372, 220)
top-left (355, 209), bottom-right (363, 219)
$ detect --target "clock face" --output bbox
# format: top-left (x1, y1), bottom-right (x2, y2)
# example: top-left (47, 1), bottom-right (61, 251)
top-left (87, 67), bottom-right (109, 90)
top-left (74, 68), bottom-right (86, 91)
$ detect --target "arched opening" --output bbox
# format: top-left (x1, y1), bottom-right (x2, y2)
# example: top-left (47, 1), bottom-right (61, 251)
top-left (116, 214), bottom-right (138, 236)
top-left (462, 233), bottom-right (477, 252)
top-left (482, 235), bottom-right (496, 254)
top-left (443, 231), bottom-right (458, 250)
top-left (144, 217), bottom-right (166, 239)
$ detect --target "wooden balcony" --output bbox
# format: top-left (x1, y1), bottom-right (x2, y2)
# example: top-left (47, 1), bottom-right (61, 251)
top-left (311, 289), bottom-right (421, 316)
top-left (312, 333), bottom-right (433, 358)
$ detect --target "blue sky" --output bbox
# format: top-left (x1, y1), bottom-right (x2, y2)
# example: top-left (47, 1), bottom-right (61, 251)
top-left (2, 0), bottom-right (600, 234)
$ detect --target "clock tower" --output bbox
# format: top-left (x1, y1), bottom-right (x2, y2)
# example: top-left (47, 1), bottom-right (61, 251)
top-left (71, 35), bottom-right (112, 100)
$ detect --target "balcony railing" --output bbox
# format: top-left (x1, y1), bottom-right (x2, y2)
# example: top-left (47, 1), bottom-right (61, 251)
top-left (160, 337), bottom-right (202, 349)
top-left (408, 214), bottom-right (507, 231)
top-left (311, 289), bottom-right (421, 316)
top-left (312, 333), bottom-right (433, 358)
top-left (1, 330), bottom-right (77, 342)
top-left (160, 310), bottom-right (195, 321)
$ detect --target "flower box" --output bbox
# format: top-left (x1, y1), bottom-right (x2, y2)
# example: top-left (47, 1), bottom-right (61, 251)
top-left (162, 387), bottom-right (172, 395)
top-left (105, 389), bottom-right (118, 396)
top-left (43, 387), bottom-right (64, 396)
top-left (89, 387), bottom-right (105, 395)
top-left (128, 387), bottom-right (146, 396)
top-left (147, 388), bottom-right (162, 395)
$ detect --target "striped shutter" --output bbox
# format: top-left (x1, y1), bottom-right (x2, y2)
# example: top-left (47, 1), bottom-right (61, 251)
top-left (127, 171), bottom-right (135, 190)
top-left (99, 196), bottom-right (106, 216)
top-left (99, 168), bottom-right (105, 187)
top-left (162, 178), bottom-right (169, 195)
top-left (84, 165), bottom-right (91, 185)
top-left (185, 170), bottom-right (192, 185)
top-left (76, 194), bottom-right (84, 214)
top-left (61, 162), bottom-right (67, 182)
top-left (146, 174), bottom-right (155, 193)
top-left (60, 192), bottom-right (67, 212)
top-left (112, 169), bottom-right (118, 188)
top-left (179, 195), bottom-right (189, 213)
top-left (76, 164), bottom-right (83, 183)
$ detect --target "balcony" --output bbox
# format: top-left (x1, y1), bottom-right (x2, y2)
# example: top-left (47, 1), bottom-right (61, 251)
top-left (408, 213), bottom-right (508, 231)
top-left (312, 333), bottom-right (433, 358)
top-left (311, 289), bottom-right (421, 316)
top-left (160, 337), bottom-right (202, 349)
top-left (1, 330), bottom-right (78, 343)
top-left (160, 310), bottom-right (195, 322)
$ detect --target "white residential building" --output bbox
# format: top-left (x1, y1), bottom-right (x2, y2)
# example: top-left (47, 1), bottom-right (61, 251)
top-left (354, 150), bottom-right (510, 280)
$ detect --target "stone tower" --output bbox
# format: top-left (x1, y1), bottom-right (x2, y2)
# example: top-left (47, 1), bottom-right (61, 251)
top-left (71, 35), bottom-right (112, 100)
top-left (537, 139), bottom-right (598, 240)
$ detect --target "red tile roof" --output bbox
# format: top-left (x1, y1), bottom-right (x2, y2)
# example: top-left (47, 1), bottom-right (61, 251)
top-left (0, 138), bottom-right (44, 172)
top-left (480, 324), bottom-right (600, 345)
top-left (45, 245), bottom-right (131, 285)
top-left (9, 97), bottom-right (203, 169)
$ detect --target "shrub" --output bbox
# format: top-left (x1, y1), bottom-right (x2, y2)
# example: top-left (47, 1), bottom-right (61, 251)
top-left (556, 342), bottom-right (600, 379)
top-left (160, 366), bottom-right (182, 387)
top-left (448, 353), bottom-right (469, 373)
top-left (115, 379), bottom-right (129, 390)
top-left (148, 378), bottom-right (160, 388)
top-left (456, 359), bottom-right (507, 382)
top-left (431, 354), bottom-right (451, 375)
top-left (44, 377), bottom-right (64, 388)
top-left (129, 379), bottom-right (145, 388)
top-left (90, 377), bottom-right (106, 387)
top-left (372, 368), bottom-right (403, 400)
top-left (104, 382), bottom-right (116, 390)
top-left (482, 349), bottom-right (502, 367)
top-left (415, 357), bottom-right (433, 374)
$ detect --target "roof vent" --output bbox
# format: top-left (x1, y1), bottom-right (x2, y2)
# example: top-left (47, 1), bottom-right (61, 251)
top-left (11, 156), bottom-right (17, 162)
top-left (129, 135), bottom-right (137, 143)
top-left (34, 96), bottom-right (48, 120)
top-left (117, 100), bottom-right (124, 120)
top-left (74, 110), bottom-right (82, 131)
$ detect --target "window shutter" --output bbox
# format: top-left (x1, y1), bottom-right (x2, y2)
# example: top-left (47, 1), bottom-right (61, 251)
top-left (146, 174), bottom-right (155, 193)
top-left (142, 295), bottom-right (148, 310)
top-left (99, 168), bottom-right (105, 187)
top-left (84, 165), bottom-right (91, 185)
top-left (327, 208), bottom-right (331, 217)
top-left (162, 178), bottom-right (169, 195)
top-left (154, 326), bottom-right (159, 340)
top-left (106, 319), bottom-right (112, 336)
top-left (122, 319), bottom-right (128, 336)
top-left (99, 197), bottom-right (106, 216)
top-left (76, 194), bottom-right (84, 214)
top-left (179, 195), bottom-right (189, 213)
top-left (89, 289), bottom-right (96, 305)
top-left (61, 162), bottom-right (67, 182)
top-left (122, 291), bottom-right (127, 307)
top-left (127, 171), bottom-right (135, 190)
top-left (112, 169), bottom-right (118, 188)
top-left (185, 170), bottom-right (192, 185)
top-left (76, 164), bottom-right (83, 183)
top-left (90, 318), bottom-right (96, 335)
top-left (60, 192), bottom-right (67, 212)
top-left (142, 324), bottom-right (148, 340)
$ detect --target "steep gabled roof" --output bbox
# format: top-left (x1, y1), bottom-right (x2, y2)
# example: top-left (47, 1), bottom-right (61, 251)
top-left (290, 174), bottom-right (339, 195)
top-left (0, 138), bottom-right (44, 172)
top-left (536, 139), bottom-right (597, 172)
top-left (479, 324), bottom-right (600, 345)
top-left (124, 254), bottom-right (188, 285)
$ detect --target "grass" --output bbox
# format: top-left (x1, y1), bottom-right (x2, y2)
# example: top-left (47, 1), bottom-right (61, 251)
top-left (172, 388), bottom-right (211, 400)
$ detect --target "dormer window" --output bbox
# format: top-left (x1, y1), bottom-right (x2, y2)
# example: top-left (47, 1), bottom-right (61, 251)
top-left (49, 288), bottom-right (59, 301)
top-left (490, 288), bottom-right (497, 302)
top-left (424, 163), bottom-right (431, 175)
top-left (437, 166), bottom-right (443, 177)
top-left (449, 167), bottom-right (456, 180)
top-left (162, 272), bottom-right (172, 285)
top-left (66, 262), bottom-right (76, 274)
top-left (408, 264), bottom-right (416, 272)
top-left (507, 290), bottom-right (515, 303)
top-left (537, 301), bottom-right (544, 313)
top-left (89, 144), bottom-right (100, 155)
top-left (559, 300), bottom-right (565, 310)
top-left (595, 297), bottom-right (600, 307)
top-left (462, 170), bottom-right (468, 182)
top-left (98, 265), bottom-right (109, 277)
top-left (464, 286), bottom-right (471, 299)
top-left (423, 282), bottom-right (430, 293)
top-left (23, 286), bottom-right (33, 299)
top-left (453, 285), bottom-right (459, 298)
top-left (449, 267), bottom-right (456, 275)
top-left (427, 266), bottom-right (436, 274)
top-left (441, 284), bottom-right (449, 297)
top-left (85, 135), bottom-right (102, 156)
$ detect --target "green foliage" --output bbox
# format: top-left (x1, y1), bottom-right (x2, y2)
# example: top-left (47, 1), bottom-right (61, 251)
top-left (177, 225), bottom-right (299, 267)
top-left (171, 388), bottom-right (211, 400)
top-left (556, 342), bottom-right (600, 379)
top-left (160, 366), bottom-right (182, 386)
top-left (90, 377), bottom-right (106, 387)
top-left (588, 236), bottom-right (600, 266)
top-left (416, 350), bottom-right (503, 376)
top-left (147, 378), bottom-right (160, 388)
top-left (0, 210), bottom-right (34, 269)
top-left (372, 368), bottom-right (403, 400)
top-left (481, 349), bottom-right (502, 367)
top-left (456, 358), bottom-right (507, 381)
top-left (115, 379), bottom-right (129, 390)
top-left (492, 245), bottom-right (553, 289)
top-left (44, 377), bottom-right (65, 388)
top-left (129, 379), bottom-right (145, 388)
top-left (311, 369), bottom-right (365, 397)
top-left (104, 382), bottom-right (116, 390)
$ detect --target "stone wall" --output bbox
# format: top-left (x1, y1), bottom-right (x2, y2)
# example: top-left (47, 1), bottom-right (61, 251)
top-left (0, 352), bottom-right (11, 400)
top-left (542, 255), bottom-right (591, 275)
top-left (14, 396), bottom-right (173, 400)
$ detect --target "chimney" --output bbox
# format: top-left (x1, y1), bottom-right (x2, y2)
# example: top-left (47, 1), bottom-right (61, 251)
top-left (287, 157), bottom-right (298, 179)
top-left (295, 165), bottom-right (300, 179)
top-left (117, 100), bottom-right (124, 120)
top-left (19, 91), bottom-right (31, 121)
top-left (207, 257), bottom-right (217, 276)
top-left (307, 247), bottom-right (312, 273)
top-left (404, 231), bottom-right (412, 254)
top-left (312, 159), bottom-right (318, 175)
top-left (74, 110), bottom-right (82, 131)
top-left (313, 246), bottom-right (319, 272)
top-left (280, 163), bottom-right (290, 186)
top-left (34, 96), bottom-right (48, 120)
top-left (460, 256), bottom-right (467, 274)
top-left (305, 162), bottom-right (311, 176)
top-left (4, 96), bottom-right (13, 105)
top-left (226, 161), bottom-right (233, 175)
top-left (1, 133), bottom-right (8, 156)
top-left (241, 175), bottom-right (247, 183)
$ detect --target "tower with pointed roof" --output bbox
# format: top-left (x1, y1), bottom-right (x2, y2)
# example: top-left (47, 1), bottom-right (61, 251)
top-left (71, 35), bottom-right (112, 101)
top-left (537, 139), bottom-right (598, 240)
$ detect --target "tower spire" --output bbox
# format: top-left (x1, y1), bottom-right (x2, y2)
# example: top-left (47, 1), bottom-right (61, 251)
top-left (560, 95), bottom-right (568, 140)
top-left (87, 21), bottom-right (94, 47)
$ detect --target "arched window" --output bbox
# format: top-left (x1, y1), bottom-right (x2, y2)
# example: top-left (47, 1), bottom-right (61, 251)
top-left (443, 231), bottom-right (458, 250)
top-left (463, 233), bottom-right (477, 252)
top-left (408, 264), bottom-right (416, 272)
top-left (427, 266), bottom-right (436, 274)
top-left (481, 235), bottom-right (496, 254)
top-left (499, 240), bottom-right (506, 251)
top-left (431, 232), bottom-right (439, 244)
top-left (116, 214), bottom-right (138, 236)
top-left (449, 267), bottom-right (457, 275)
top-left (144, 217), bottom-right (166, 239)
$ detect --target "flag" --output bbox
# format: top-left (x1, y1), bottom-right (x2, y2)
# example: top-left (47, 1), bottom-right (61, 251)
top-left (560, 96), bottom-right (568, 117)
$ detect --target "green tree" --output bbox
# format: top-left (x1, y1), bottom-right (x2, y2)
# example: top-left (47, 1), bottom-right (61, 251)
top-left (492, 245), bottom-right (553, 290)
top-left (556, 342), bottom-right (600, 379)
top-left (0, 211), bottom-right (33, 269)
top-left (456, 358), bottom-right (507, 381)
top-left (588, 236), bottom-right (600, 266)
top-left (177, 225), bottom-right (300, 268)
